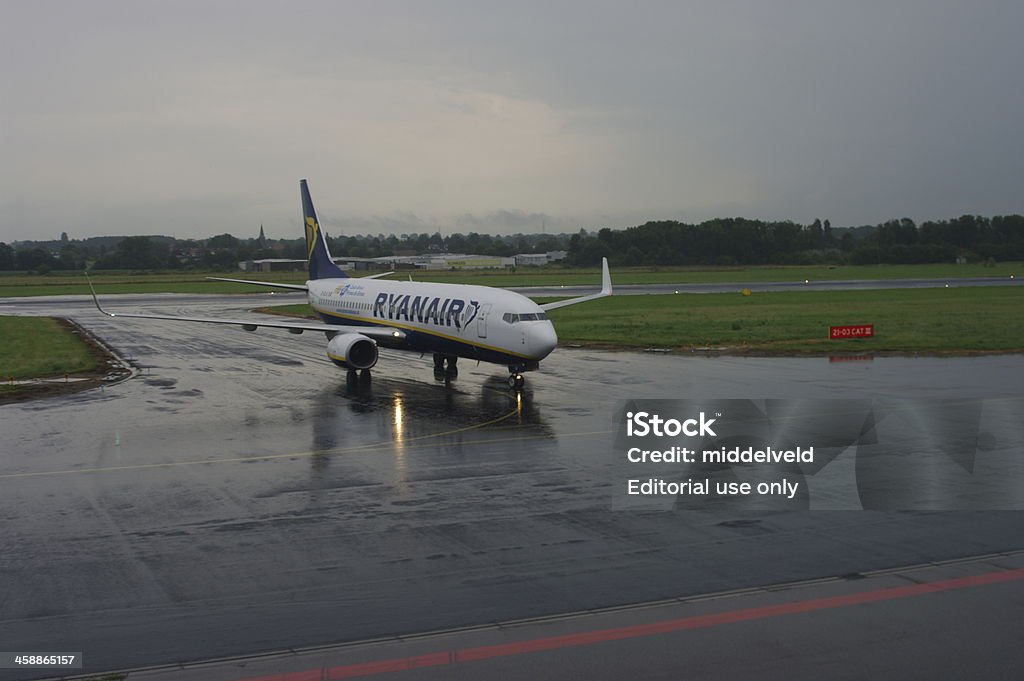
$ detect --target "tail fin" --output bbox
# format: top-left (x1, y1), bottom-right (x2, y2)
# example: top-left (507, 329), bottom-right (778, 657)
top-left (301, 179), bottom-right (347, 280)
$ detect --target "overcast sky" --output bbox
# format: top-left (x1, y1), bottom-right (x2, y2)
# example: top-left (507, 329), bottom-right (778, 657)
top-left (2, 1), bottom-right (1022, 241)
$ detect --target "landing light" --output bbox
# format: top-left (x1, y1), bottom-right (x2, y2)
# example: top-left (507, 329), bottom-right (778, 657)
top-left (392, 331), bottom-right (401, 337)
top-left (804, 279), bottom-right (809, 284)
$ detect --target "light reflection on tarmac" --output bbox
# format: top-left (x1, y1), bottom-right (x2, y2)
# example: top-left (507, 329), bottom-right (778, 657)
top-left (0, 294), bottom-right (1022, 679)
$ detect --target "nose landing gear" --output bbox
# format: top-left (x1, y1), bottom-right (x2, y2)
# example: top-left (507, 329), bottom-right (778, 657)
top-left (506, 362), bottom-right (537, 391)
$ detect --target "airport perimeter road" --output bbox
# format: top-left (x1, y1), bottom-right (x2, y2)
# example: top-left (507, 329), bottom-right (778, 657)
top-left (1, 295), bottom-right (1023, 679)
top-left (119, 551), bottom-right (1024, 681)
top-left (0, 274), bottom-right (1019, 312)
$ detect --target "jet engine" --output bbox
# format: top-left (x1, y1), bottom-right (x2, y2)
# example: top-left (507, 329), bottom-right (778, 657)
top-left (326, 333), bottom-right (378, 370)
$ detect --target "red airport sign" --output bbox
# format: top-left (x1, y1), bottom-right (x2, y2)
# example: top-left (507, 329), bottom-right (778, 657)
top-left (829, 324), bottom-right (875, 339)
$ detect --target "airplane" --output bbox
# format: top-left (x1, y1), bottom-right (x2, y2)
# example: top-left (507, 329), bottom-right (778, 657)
top-left (88, 180), bottom-right (612, 390)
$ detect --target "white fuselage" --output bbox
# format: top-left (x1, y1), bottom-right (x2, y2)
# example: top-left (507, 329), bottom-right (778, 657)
top-left (307, 277), bottom-right (558, 368)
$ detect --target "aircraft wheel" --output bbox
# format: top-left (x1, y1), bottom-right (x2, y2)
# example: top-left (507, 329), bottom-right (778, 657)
top-left (508, 373), bottom-right (525, 390)
top-left (359, 368), bottom-right (372, 384)
top-left (433, 353), bottom-right (445, 369)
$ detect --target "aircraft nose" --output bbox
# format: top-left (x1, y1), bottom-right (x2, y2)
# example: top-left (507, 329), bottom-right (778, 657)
top-left (529, 322), bottom-right (558, 359)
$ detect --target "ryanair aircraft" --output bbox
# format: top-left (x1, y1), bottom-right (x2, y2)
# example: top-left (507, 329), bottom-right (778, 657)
top-left (90, 180), bottom-right (612, 390)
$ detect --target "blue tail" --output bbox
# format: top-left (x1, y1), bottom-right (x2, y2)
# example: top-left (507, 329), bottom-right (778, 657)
top-left (301, 179), bottom-right (347, 280)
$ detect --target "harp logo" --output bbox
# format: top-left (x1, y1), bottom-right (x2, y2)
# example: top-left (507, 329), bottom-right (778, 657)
top-left (305, 216), bottom-right (319, 258)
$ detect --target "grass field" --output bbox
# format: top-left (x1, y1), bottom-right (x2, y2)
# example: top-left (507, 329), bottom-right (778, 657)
top-left (0, 317), bottom-right (99, 379)
top-left (257, 286), bottom-right (1024, 354)
top-left (0, 271), bottom-right (311, 297)
top-left (0, 262), bottom-right (1020, 297)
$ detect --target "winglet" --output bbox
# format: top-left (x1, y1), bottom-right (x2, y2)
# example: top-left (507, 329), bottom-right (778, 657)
top-left (537, 258), bottom-right (614, 312)
top-left (85, 271), bottom-right (115, 317)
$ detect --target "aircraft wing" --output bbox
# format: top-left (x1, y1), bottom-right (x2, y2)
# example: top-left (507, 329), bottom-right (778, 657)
top-left (539, 257), bottom-right (612, 311)
top-left (86, 276), bottom-right (404, 341)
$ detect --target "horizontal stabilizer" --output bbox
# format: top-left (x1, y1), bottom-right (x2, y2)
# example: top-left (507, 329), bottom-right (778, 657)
top-left (360, 270), bottom-right (395, 280)
top-left (206, 277), bottom-right (308, 291)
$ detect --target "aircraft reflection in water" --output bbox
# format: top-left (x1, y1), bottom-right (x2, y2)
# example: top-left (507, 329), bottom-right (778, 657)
top-left (306, 375), bottom-right (556, 499)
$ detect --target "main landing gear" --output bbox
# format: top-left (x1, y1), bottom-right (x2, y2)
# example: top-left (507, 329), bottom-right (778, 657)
top-left (346, 368), bottom-right (372, 387)
top-left (433, 353), bottom-right (458, 381)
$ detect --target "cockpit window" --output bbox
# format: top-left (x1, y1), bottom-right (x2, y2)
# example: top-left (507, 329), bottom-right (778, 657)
top-left (503, 312), bottom-right (549, 323)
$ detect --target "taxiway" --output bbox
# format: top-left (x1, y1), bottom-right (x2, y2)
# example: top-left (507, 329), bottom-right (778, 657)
top-left (0, 294), bottom-right (1022, 679)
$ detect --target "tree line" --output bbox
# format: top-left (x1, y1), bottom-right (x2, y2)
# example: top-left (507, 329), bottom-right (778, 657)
top-left (2, 214), bottom-right (1022, 272)
top-left (0, 230), bottom-right (571, 273)
top-left (565, 215), bottom-right (1024, 266)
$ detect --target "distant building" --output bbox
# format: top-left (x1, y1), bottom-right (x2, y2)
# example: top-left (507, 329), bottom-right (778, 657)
top-left (514, 251), bottom-right (567, 266)
top-left (364, 253), bottom-right (515, 270)
top-left (238, 258), bottom-right (305, 273)
top-left (443, 256), bottom-right (515, 269)
top-left (239, 256), bottom-right (383, 273)
top-left (514, 253), bottom-right (548, 266)
top-left (240, 253), bottom-right (520, 272)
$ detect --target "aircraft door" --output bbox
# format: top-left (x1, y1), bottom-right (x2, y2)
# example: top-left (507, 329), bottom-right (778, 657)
top-left (476, 304), bottom-right (491, 338)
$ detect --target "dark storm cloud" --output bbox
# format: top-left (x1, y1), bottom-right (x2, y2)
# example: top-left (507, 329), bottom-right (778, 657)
top-left (1, 1), bottom-right (1021, 240)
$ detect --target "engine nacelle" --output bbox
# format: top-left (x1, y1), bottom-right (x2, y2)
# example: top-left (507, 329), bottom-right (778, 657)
top-left (326, 333), bottom-right (378, 370)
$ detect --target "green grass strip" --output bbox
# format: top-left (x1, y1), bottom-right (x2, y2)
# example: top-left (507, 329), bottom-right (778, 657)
top-left (0, 317), bottom-right (98, 379)
top-left (256, 286), bottom-right (1024, 354)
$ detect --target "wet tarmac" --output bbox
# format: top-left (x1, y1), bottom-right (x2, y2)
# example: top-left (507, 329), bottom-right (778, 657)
top-left (1, 294), bottom-right (1023, 679)
top-left (125, 550), bottom-right (1024, 681)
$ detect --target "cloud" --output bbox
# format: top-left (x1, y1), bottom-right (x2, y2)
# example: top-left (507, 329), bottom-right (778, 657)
top-left (2, 1), bottom-right (1022, 241)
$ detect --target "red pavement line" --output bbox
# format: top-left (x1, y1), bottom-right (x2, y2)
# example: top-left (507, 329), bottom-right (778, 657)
top-left (236, 567), bottom-right (1024, 681)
